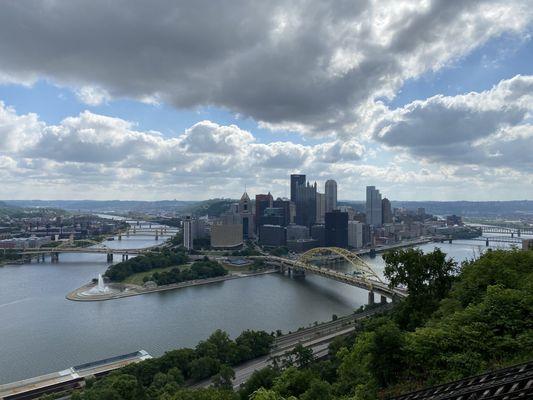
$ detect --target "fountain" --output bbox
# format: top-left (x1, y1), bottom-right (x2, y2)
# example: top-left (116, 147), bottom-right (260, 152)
top-left (84, 274), bottom-right (112, 295)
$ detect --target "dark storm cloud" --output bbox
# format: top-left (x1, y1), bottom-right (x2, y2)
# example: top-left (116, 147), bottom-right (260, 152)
top-left (0, 0), bottom-right (530, 135)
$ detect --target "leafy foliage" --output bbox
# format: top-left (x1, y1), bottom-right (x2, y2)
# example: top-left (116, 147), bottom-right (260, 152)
top-left (104, 248), bottom-right (189, 282)
top-left (148, 258), bottom-right (227, 286)
top-left (73, 329), bottom-right (274, 399)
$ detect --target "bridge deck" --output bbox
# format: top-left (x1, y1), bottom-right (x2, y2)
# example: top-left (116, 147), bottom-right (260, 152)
top-left (260, 255), bottom-right (406, 299)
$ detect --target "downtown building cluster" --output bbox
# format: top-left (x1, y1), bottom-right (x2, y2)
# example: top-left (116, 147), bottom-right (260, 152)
top-left (182, 173), bottom-right (474, 252)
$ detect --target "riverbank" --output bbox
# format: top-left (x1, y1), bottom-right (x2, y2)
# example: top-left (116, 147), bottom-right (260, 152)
top-left (66, 269), bottom-right (277, 302)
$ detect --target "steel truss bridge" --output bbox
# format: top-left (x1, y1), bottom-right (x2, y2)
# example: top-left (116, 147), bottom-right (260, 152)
top-left (20, 239), bottom-right (153, 262)
top-left (119, 226), bottom-right (179, 238)
top-left (477, 225), bottom-right (533, 236)
top-left (253, 247), bottom-right (407, 300)
top-left (470, 236), bottom-right (524, 245)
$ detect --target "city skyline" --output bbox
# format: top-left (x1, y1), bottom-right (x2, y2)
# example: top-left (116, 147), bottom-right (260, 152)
top-left (0, 1), bottom-right (532, 201)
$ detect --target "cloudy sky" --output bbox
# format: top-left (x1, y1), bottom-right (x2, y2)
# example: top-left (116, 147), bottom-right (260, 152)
top-left (0, 0), bottom-right (532, 201)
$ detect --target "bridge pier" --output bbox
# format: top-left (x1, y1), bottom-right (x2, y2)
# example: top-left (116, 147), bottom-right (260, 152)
top-left (107, 253), bottom-right (113, 262)
top-left (368, 291), bottom-right (375, 305)
top-left (293, 268), bottom-right (305, 278)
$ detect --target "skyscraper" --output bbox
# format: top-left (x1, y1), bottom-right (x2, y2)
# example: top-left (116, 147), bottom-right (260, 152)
top-left (239, 191), bottom-right (254, 239)
top-left (325, 180), bottom-right (337, 212)
top-left (366, 186), bottom-right (382, 226)
top-left (273, 198), bottom-right (291, 226)
top-left (295, 181), bottom-right (317, 227)
top-left (290, 174), bottom-right (306, 202)
top-left (325, 210), bottom-right (348, 248)
top-left (255, 192), bottom-right (273, 232)
top-left (382, 197), bottom-right (392, 224)
top-left (316, 192), bottom-right (326, 223)
top-left (183, 215), bottom-right (196, 250)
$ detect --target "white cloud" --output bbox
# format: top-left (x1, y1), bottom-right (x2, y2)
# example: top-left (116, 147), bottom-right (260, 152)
top-left (373, 75), bottom-right (533, 170)
top-left (75, 86), bottom-right (110, 106)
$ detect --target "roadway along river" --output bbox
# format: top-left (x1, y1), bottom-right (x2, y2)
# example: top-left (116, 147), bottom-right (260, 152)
top-left (0, 226), bottom-right (525, 384)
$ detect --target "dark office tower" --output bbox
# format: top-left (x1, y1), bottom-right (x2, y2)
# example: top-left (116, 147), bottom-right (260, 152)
top-left (290, 174), bottom-right (306, 202)
top-left (255, 193), bottom-right (273, 232)
top-left (261, 207), bottom-right (285, 226)
top-left (273, 198), bottom-right (291, 226)
top-left (311, 224), bottom-right (326, 247)
top-left (295, 181), bottom-right (317, 227)
top-left (382, 197), bottom-right (393, 224)
top-left (325, 210), bottom-right (348, 248)
top-left (362, 224), bottom-right (371, 246)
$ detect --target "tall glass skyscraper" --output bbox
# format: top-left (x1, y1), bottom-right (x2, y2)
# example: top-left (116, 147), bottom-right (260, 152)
top-left (365, 186), bottom-right (382, 226)
top-left (325, 179), bottom-right (337, 213)
top-left (290, 174), bottom-right (306, 202)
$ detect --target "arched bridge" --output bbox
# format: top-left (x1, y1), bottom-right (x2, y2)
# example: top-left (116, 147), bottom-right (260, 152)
top-left (252, 247), bottom-right (407, 300)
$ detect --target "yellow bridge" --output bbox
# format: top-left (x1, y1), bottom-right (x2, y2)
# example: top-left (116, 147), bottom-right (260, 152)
top-left (253, 247), bottom-right (407, 301)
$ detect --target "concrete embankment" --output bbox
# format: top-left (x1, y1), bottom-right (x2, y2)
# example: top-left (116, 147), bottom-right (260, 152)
top-left (66, 270), bottom-right (277, 302)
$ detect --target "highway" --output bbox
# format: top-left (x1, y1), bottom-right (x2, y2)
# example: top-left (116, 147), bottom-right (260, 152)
top-left (193, 303), bottom-right (393, 389)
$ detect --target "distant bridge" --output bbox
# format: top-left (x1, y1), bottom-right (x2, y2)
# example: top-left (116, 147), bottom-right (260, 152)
top-left (20, 243), bottom-right (152, 263)
top-left (253, 247), bottom-right (407, 301)
top-left (470, 236), bottom-right (524, 246)
top-left (119, 226), bottom-right (179, 239)
top-left (473, 225), bottom-right (533, 236)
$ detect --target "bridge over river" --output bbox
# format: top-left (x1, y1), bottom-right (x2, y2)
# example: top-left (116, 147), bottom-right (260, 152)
top-left (20, 246), bottom-right (151, 262)
top-left (252, 247), bottom-right (407, 301)
top-left (471, 224), bottom-right (533, 236)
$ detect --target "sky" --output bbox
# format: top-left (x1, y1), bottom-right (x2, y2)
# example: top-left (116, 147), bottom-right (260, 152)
top-left (0, 0), bottom-right (532, 201)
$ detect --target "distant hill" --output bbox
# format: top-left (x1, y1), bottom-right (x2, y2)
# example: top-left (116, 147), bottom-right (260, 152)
top-left (181, 198), bottom-right (236, 217)
top-left (339, 200), bottom-right (533, 219)
top-left (2, 200), bottom-right (197, 214)
top-left (390, 200), bottom-right (533, 218)
top-left (3, 199), bottom-right (531, 219)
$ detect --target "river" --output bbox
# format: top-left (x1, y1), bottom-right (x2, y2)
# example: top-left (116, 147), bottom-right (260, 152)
top-left (0, 224), bottom-right (528, 384)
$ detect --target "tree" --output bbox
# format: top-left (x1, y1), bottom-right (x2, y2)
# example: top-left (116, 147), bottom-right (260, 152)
top-left (271, 367), bottom-right (317, 398)
top-left (189, 356), bottom-right (221, 381)
top-left (383, 248), bottom-right (457, 329)
top-left (291, 344), bottom-right (314, 368)
top-left (300, 379), bottom-right (332, 400)
top-left (212, 364), bottom-right (235, 390)
top-left (239, 366), bottom-right (280, 400)
top-left (368, 320), bottom-right (405, 387)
